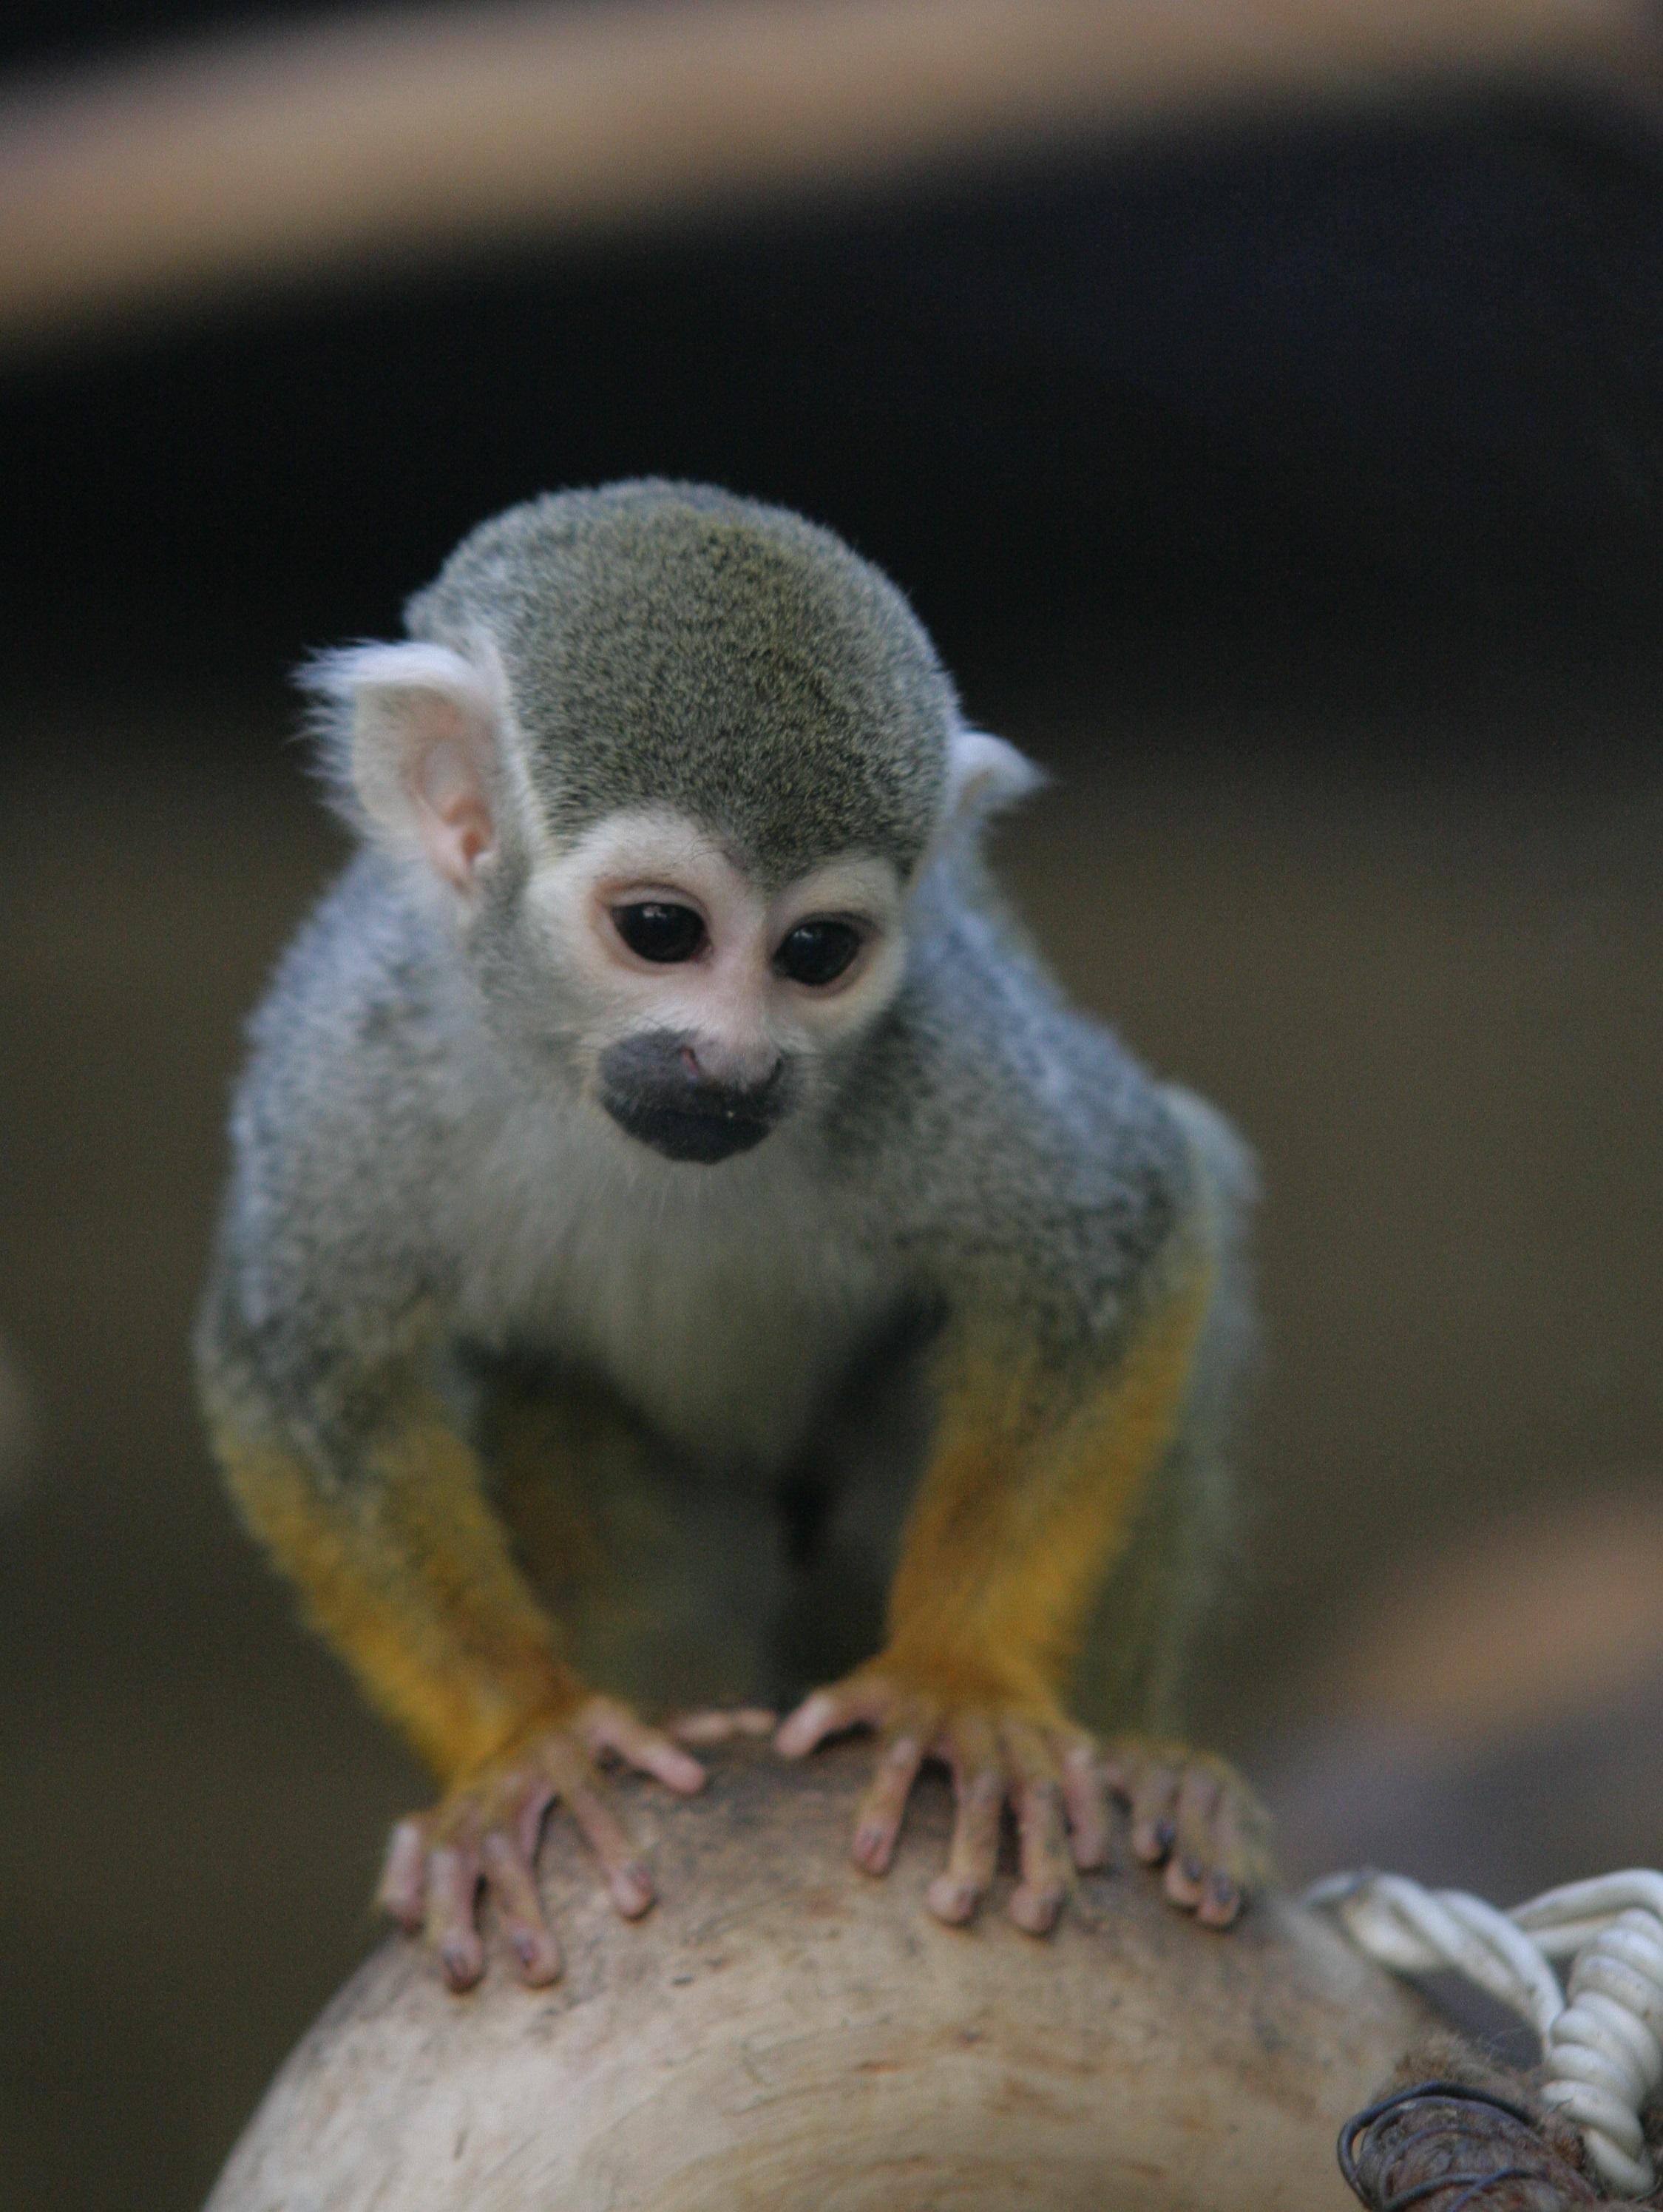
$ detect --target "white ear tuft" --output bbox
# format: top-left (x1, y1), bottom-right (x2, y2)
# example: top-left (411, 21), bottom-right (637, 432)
top-left (301, 642), bottom-right (504, 893)
top-left (945, 727), bottom-right (1046, 827)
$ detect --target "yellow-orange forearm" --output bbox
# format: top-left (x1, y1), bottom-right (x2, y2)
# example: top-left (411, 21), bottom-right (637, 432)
top-left (883, 1249), bottom-right (1216, 1708)
top-left (210, 1392), bottom-right (580, 1782)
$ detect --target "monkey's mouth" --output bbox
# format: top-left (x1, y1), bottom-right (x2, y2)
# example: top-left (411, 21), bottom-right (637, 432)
top-left (595, 1031), bottom-right (792, 1164)
top-left (600, 1089), bottom-right (782, 1163)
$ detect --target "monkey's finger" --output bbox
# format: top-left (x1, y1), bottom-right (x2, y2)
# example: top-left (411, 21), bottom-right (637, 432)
top-left (775, 1677), bottom-right (890, 1759)
top-left (424, 1843), bottom-right (485, 1992)
top-left (511, 1778), bottom-right (558, 1866)
top-left (666, 1705), bottom-right (777, 1746)
top-left (852, 1734), bottom-right (923, 1876)
top-left (1164, 1763), bottom-right (1223, 1911)
top-left (583, 1705), bottom-right (705, 1795)
top-left (481, 1830), bottom-right (562, 1986)
top-left (562, 1779), bottom-right (655, 1920)
top-left (1098, 1739), bottom-right (1140, 1805)
top-left (925, 1719), bottom-right (1003, 1926)
top-left (1009, 1781), bottom-right (1070, 1935)
top-left (377, 1817), bottom-right (430, 1931)
top-left (1195, 1785), bottom-right (1271, 1930)
top-left (1005, 1725), bottom-right (1069, 1935)
top-left (1126, 1761), bottom-right (1182, 1867)
top-left (1196, 1869), bottom-right (1244, 1929)
top-left (1060, 1740), bottom-right (1114, 1873)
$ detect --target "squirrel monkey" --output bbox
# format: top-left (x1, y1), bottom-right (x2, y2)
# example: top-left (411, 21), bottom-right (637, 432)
top-left (197, 482), bottom-right (1265, 1991)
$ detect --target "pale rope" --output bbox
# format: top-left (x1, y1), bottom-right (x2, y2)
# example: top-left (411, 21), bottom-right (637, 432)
top-left (1307, 1868), bottom-right (1663, 2196)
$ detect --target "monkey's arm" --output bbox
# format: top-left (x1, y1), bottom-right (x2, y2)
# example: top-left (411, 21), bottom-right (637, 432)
top-left (780, 1215), bottom-right (1265, 1934)
top-left (204, 1362), bottom-right (705, 1990)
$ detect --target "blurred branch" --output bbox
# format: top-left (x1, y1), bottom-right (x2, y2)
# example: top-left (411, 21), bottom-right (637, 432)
top-left (0, 0), bottom-right (1659, 349)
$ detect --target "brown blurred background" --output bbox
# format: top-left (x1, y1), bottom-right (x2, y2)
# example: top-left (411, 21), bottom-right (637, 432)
top-left (5, 3), bottom-right (1663, 2205)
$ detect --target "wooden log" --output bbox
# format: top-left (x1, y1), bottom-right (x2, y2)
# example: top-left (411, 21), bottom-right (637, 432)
top-left (208, 1736), bottom-right (1437, 2210)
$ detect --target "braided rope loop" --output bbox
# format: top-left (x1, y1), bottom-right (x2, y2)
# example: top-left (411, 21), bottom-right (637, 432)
top-left (1310, 1870), bottom-right (1663, 2196)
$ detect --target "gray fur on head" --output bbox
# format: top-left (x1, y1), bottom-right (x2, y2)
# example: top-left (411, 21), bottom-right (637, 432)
top-left (341, 481), bottom-right (967, 884)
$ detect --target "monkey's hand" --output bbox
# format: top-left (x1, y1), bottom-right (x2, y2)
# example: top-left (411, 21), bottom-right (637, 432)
top-left (1100, 1736), bottom-right (1272, 1930)
top-left (376, 1694), bottom-right (706, 1992)
top-left (776, 1660), bottom-right (1111, 1935)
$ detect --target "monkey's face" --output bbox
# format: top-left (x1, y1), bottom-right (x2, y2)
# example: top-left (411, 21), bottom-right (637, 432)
top-left (526, 808), bottom-right (907, 1164)
top-left (305, 491), bottom-right (1042, 1157)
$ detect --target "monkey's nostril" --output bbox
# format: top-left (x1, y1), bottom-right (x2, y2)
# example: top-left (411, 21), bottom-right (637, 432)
top-left (679, 1044), bottom-right (701, 1080)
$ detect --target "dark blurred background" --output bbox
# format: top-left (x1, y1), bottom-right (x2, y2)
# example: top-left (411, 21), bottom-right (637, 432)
top-left (5, 3), bottom-right (1663, 2205)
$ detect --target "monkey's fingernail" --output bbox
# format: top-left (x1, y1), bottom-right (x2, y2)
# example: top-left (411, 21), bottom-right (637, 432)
top-left (441, 1944), bottom-right (478, 1988)
top-left (609, 1863), bottom-right (654, 1916)
top-left (1206, 1874), bottom-right (1239, 1919)
top-left (1154, 1819), bottom-right (1176, 1854)
top-left (927, 1877), bottom-right (978, 1924)
top-left (1010, 1884), bottom-right (1064, 1935)
top-left (512, 1932), bottom-right (561, 1982)
top-left (1181, 1855), bottom-right (1204, 1884)
top-left (853, 1824), bottom-right (889, 1870)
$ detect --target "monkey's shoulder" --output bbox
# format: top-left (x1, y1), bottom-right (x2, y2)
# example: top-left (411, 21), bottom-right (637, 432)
top-left (234, 859), bottom-right (487, 1166)
top-left (211, 862), bottom-right (486, 1336)
top-left (249, 851), bottom-right (454, 1060)
top-left (839, 900), bottom-right (1242, 1340)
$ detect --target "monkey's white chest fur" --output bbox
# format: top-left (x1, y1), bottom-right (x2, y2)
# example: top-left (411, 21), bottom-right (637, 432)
top-left (448, 1097), bottom-right (897, 1477)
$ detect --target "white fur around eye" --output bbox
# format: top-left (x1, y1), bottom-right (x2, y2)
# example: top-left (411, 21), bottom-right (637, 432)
top-left (520, 814), bottom-right (911, 1063)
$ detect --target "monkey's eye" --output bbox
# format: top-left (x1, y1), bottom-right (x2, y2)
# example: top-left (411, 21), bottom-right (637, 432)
top-left (774, 919), bottom-right (862, 987)
top-left (612, 902), bottom-right (707, 964)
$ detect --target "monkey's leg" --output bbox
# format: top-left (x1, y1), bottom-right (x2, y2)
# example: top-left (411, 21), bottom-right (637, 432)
top-left (206, 1380), bottom-right (705, 1992)
top-left (1074, 1367), bottom-right (1271, 1929)
top-left (779, 1235), bottom-right (1267, 1935)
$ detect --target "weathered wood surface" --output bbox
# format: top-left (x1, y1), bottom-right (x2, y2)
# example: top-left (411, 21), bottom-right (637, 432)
top-left (208, 1737), bottom-right (1435, 2211)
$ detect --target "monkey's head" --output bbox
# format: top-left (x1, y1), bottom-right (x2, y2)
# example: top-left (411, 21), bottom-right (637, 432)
top-left (308, 483), bottom-right (1037, 1164)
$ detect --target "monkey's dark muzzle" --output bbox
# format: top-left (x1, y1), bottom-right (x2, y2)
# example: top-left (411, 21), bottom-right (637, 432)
top-left (597, 1035), bottom-right (790, 1164)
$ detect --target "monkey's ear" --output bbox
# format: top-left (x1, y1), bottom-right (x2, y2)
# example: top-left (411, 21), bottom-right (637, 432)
top-left (302, 643), bottom-right (507, 893)
top-left (945, 728), bottom-right (1046, 827)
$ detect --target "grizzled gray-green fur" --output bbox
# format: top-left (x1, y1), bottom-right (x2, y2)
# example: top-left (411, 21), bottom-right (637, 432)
top-left (197, 479), bottom-right (1253, 1725)
top-left (402, 481), bottom-right (956, 885)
